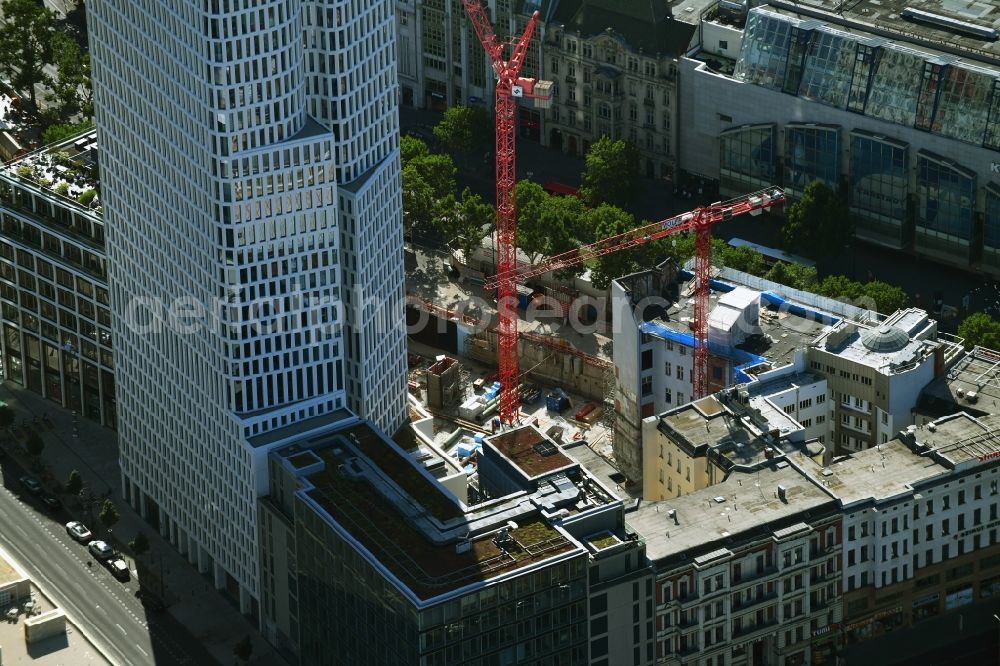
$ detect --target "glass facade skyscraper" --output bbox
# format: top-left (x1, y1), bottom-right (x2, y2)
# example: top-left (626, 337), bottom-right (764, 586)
top-left (89, 0), bottom-right (406, 612)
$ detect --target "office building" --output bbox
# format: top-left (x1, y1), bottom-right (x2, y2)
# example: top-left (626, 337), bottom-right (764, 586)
top-left (258, 420), bottom-right (652, 665)
top-left (612, 262), bottom-right (872, 484)
top-left (88, 0), bottom-right (406, 612)
top-left (0, 131), bottom-right (116, 427)
top-left (680, 0), bottom-right (1000, 277)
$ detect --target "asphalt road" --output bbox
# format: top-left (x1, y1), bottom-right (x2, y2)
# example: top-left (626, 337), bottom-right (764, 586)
top-left (0, 456), bottom-right (206, 666)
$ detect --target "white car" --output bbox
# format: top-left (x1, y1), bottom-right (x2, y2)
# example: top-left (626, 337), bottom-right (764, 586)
top-left (65, 521), bottom-right (92, 543)
top-left (106, 557), bottom-right (129, 581)
top-left (87, 540), bottom-right (113, 561)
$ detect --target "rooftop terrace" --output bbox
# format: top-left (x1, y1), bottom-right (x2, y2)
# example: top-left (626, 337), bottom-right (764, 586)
top-left (274, 421), bottom-right (597, 604)
top-left (630, 462), bottom-right (835, 563)
top-left (487, 426), bottom-right (576, 479)
top-left (3, 129), bottom-right (100, 214)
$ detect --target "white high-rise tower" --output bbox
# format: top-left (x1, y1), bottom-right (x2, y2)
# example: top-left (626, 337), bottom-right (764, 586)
top-left (88, 0), bottom-right (406, 611)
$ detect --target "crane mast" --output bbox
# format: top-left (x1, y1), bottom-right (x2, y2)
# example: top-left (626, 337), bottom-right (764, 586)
top-left (463, 1), bottom-right (546, 424)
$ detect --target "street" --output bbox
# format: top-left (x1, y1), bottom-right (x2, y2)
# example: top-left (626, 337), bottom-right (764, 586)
top-left (0, 454), bottom-right (207, 665)
top-left (399, 106), bottom-right (991, 323)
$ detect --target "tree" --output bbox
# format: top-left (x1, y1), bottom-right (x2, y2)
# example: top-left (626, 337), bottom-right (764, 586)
top-left (438, 187), bottom-right (494, 265)
top-left (720, 245), bottom-right (768, 277)
top-left (586, 205), bottom-right (639, 290)
top-left (41, 121), bottom-right (93, 146)
top-left (65, 469), bottom-right (83, 496)
top-left (432, 105), bottom-right (492, 156)
top-left (401, 153), bottom-right (456, 232)
top-left (861, 281), bottom-right (908, 315)
top-left (957, 312), bottom-right (1000, 351)
top-left (98, 499), bottom-right (119, 534)
top-left (0, 405), bottom-right (13, 430)
top-left (779, 181), bottom-right (852, 260)
top-left (538, 196), bottom-right (586, 279)
top-left (408, 153), bottom-right (456, 202)
top-left (129, 531), bottom-right (150, 558)
top-left (0, 0), bottom-right (56, 109)
top-left (400, 135), bottom-right (429, 165)
top-left (25, 430), bottom-right (44, 459)
top-left (580, 137), bottom-right (641, 208)
top-left (763, 261), bottom-right (818, 291)
top-left (46, 32), bottom-right (92, 120)
top-left (514, 180), bottom-right (549, 261)
top-left (816, 274), bottom-right (864, 303)
top-left (233, 635), bottom-right (253, 665)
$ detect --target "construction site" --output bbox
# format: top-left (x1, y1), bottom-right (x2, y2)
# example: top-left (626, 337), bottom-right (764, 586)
top-left (400, 2), bottom-right (786, 495)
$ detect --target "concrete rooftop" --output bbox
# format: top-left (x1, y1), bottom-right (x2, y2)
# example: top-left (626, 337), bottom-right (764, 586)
top-left (769, 0), bottom-right (1000, 65)
top-left (917, 347), bottom-right (1000, 420)
top-left (630, 462), bottom-right (836, 564)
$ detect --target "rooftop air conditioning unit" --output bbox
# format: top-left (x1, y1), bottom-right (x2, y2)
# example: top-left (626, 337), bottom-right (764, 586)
top-left (965, 391), bottom-right (978, 404)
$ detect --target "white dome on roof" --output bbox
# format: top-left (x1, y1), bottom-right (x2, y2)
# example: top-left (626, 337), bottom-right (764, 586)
top-left (860, 325), bottom-right (909, 353)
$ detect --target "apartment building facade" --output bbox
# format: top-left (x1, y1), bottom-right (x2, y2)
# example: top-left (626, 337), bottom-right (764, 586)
top-left (397, 0), bottom-right (698, 178)
top-left (0, 131), bottom-right (116, 427)
top-left (542, 1), bottom-right (694, 177)
top-left (89, 0), bottom-right (406, 613)
top-left (631, 463), bottom-right (843, 666)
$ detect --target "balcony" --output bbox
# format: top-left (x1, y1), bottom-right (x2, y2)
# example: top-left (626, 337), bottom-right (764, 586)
top-left (732, 618), bottom-right (779, 639)
top-left (643, 96), bottom-right (656, 107)
top-left (732, 590), bottom-right (778, 612)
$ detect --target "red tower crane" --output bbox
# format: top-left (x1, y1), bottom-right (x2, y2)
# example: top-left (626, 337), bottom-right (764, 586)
top-left (463, 2), bottom-right (552, 426)
top-left (485, 187), bottom-right (787, 409)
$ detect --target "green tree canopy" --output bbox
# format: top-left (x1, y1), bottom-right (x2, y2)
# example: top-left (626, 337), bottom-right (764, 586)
top-left (65, 469), bottom-right (83, 496)
top-left (763, 261), bottom-right (819, 291)
top-left (957, 312), bottom-right (1000, 351)
top-left (438, 187), bottom-right (494, 265)
top-left (46, 32), bottom-right (92, 120)
top-left (407, 153), bottom-right (456, 202)
top-left (721, 245), bottom-right (769, 276)
top-left (41, 121), bottom-right (93, 146)
top-left (400, 135), bottom-right (429, 165)
top-left (817, 276), bottom-right (907, 313)
top-left (401, 153), bottom-right (456, 232)
top-left (0, 0), bottom-right (55, 109)
top-left (780, 181), bottom-right (852, 260)
top-left (433, 105), bottom-right (492, 155)
top-left (585, 204), bottom-right (638, 290)
top-left (860, 281), bottom-right (908, 314)
top-left (514, 180), bottom-right (549, 260)
top-left (98, 499), bottom-right (120, 533)
top-left (580, 137), bottom-right (641, 208)
top-left (129, 531), bottom-right (150, 557)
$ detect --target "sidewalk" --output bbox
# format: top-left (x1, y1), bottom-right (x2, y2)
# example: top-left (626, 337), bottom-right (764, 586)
top-left (0, 382), bottom-right (288, 666)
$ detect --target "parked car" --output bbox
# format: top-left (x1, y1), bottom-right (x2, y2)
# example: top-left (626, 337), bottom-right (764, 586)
top-left (39, 493), bottom-right (61, 512)
top-left (87, 540), bottom-right (113, 561)
top-left (105, 557), bottom-right (129, 581)
top-left (65, 521), bottom-right (93, 543)
top-left (18, 476), bottom-right (41, 494)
